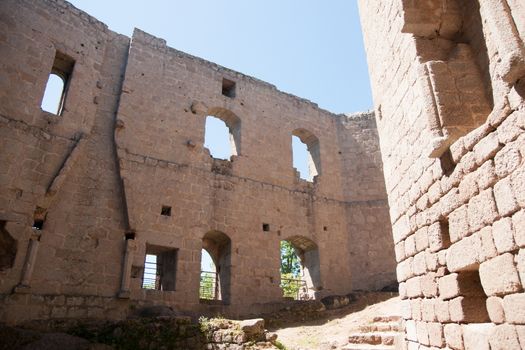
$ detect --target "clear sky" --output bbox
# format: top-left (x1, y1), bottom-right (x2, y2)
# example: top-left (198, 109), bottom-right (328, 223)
top-left (67, 0), bottom-right (373, 114)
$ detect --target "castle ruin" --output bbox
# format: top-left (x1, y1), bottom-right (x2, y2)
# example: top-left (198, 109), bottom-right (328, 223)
top-left (0, 0), bottom-right (395, 324)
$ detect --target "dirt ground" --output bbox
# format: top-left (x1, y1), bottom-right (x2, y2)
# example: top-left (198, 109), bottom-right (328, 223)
top-left (271, 293), bottom-right (400, 350)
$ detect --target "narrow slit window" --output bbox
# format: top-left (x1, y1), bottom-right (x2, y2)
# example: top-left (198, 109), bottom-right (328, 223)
top-left (41, 51), bottom-right (75, 115)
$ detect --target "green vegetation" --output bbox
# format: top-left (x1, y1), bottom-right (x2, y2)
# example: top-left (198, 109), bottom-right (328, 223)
top-left (280, 241), bottom-right (302, 299)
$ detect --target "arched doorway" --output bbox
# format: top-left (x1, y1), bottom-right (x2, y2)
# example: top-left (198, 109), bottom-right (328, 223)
top-left (280, 235), bottom-right (321, 300)
top-left (200, 230), bottom-right (232, 303)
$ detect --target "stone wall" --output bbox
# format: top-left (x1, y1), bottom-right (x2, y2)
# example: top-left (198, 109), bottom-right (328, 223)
top-left (0, 0), bottom-right (395, 324)
top-left (359, 0), bottom-right (525, 348)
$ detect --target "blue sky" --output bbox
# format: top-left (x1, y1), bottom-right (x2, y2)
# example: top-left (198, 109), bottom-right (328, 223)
top-left (67, 0), bottom-right (373, 114)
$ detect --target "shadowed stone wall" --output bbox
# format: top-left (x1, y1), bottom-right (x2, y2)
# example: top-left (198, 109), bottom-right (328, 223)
top-left (359, 0), bottom-right (525, 348)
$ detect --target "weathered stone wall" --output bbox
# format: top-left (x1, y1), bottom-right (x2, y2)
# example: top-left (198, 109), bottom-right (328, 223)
top-left (359, 0), bottom-right (525, 348)
top-left (0, 0), bottom-right (395, 324)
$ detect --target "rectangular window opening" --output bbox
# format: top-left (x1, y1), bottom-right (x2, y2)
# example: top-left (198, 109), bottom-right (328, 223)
top-left (222, 78), bottom-right (236, 98)
top-left (41, 51), bottom-right (75, 116)
top-left (142, 245), bottom-right (178, 291)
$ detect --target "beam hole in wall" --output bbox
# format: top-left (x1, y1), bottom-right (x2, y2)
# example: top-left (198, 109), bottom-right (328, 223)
top-left (32, 220), bottom-right (44, 230)
top-left (41, 51), bottom-right (75, 115)
top-left (439, 217), bottom-right (451, 249)
top-left (221, 78), bottom-right (236, 98)
top-left (292, 129), bottom-right (320, 182)
top-left (142, 245), bottom-right (178, 291)
top-left (201, 231), bottom-right (231, 304)
top-left (280, 237), bottom-right (321, 300)
top-left (262, 223), bottom-right (270, 232)
top-left (451, 270), bottom-right (489, 323)
top-left (439, 149), bottom-right (456, 177)
top-left (160, 205), bottom-right (171, 216)
top-left (0, 221), bottom-right (17, 271)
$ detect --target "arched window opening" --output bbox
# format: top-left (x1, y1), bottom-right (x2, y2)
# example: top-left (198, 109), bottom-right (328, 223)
top-left (41, 51), bottom-right (75, 116)
top-left (280, 236), bottom-right (321, 300)
top-left (204, 109), bottom-right (241, 161)
top-left (200, 231), bottom-right (231, 303)
top-left (292, 129), bottom-right (320, 182)
top-left (200, 249), bottom-right (218, 300)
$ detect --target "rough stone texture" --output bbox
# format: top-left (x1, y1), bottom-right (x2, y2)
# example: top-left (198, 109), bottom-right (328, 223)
top-left (0, 0), bottom-right (397, 324)
top-left (359, 0), bottom-right (525, 348)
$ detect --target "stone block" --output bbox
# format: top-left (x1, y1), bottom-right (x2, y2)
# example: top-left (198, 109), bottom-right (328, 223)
top-left (406, 276), bottom-right (423, 298)
top-left (406, 320), bottom-right (417, 342)
top-left (420, 273), bottom-right (438, 297)
top-left (395, 242), bottom-right (406, 262)
top-left (494, 145), bottom-right (521, 178)
top-left (479, 253), bottom-right (522, 296)
top-left (428, 221), bottom-right (451, 252)
top-left (444, 323), bottom-right (463, 350)
top-left (503, 293), bottom-right (525, 324)
top-left (517, 249), bottom-right (525, 289)
top-left (489, 324), bottom-right (521, 350)
top-left (413, 252), bottom-right (427, 276)
top-left (416, 321), bottom-right (430, 346)
top-left (449, 205), bottom-right (469, 242)
top-left (411, 298), bottom-right (422, 320)
top-left (462, 324), bottom-right (494, 350)
top-left (473, 132), bottom-right (501, 165)
top-left (446, 234), bottom-right (482, 272)
top-left (486, 296), bottom-right (505, 324)
top-left (421, 298), bottom-right (436, 321)
top-left (405, 234), bottom-right (417, 257)
top-left (427, 322), bottom-right (444, 347)
top-left (415, 226), bottom-right (429, 252)
top-left (400, 299), bottom-right (412, 319)
top-left (425, 251), bottom-right (438, 272)
top-left (397, 258), bottom-right (414, 282)
top-left (440, 188), bottom-right (461, 216)
top-left (479, 226), bottom-right (497, 262)
top-left (494, 177), bottom-right (519, 217)
top-left (511, 165), bottom-right (525, 208)
top-left (512, 210), bottom-right (525, 247)
top-left (467, 189), bottom-right (499, 233)
top-left (435, 299), bottom-right (451, 323)
top-left (492, 217), bottom-right (517, 254)
top-left (475, 160), bottom-right (497, 190)
top-left (449, 296), bottom-right (490, 323)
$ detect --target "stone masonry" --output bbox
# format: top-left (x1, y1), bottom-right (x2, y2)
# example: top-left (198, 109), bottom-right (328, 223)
top-left (0, 0), bottom-right (395, 324)
top-left (359, 0), bottom-right (525, 349)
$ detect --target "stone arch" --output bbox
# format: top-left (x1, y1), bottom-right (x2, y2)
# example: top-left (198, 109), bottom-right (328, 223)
top-left (282, 235), bottom-right (322, 299)
top-left (205, 107), bottom-right (241, 158)
top-left (201, 230), bottom-right (232, 303)
top-left (292, 128), bottom-right (321, 181)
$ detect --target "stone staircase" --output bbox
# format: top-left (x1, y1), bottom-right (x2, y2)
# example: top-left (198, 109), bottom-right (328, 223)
top-left (342, 316), bottom-right (403, 350)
